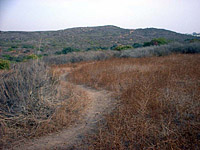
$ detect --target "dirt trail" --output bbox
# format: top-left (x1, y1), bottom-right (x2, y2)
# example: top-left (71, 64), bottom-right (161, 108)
top-left (11, 63), bottom-right (115, 150)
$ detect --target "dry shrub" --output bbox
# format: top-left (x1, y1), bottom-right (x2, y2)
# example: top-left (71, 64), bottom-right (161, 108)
top-left (43, 50), bottom-right (120, 65)
top-left (68, 54), bottom-right (200, 149)
top-left (0, 61), bottom-right (90, 149)
top-left (120, 42), bottom-right (200, 58)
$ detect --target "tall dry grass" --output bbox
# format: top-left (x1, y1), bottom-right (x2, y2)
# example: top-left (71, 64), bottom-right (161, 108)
top-left (68, 54), bottom-right (200, 149)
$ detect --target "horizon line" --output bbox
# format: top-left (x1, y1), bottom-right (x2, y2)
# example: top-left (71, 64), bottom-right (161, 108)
top-left (0, 25), bottom-right (191, 34)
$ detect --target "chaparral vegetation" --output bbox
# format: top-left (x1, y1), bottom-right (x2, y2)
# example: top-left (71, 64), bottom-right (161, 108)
top-left (0, 26), bottom-right (200, 149)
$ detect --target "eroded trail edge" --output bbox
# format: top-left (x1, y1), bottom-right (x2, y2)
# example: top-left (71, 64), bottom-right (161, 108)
top-left (12, 65), bottom-right (115, 150)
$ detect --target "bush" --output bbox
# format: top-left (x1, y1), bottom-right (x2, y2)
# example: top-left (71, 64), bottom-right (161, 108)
top-left (55, 51), bottom-right (62, 55)
top-left (0, 60), bottom-right (59, 147)
top-left (120, 42), bottom-right (200, 58)
top-left (143, 38), bottom-right (168, 47)
top-left (23, 49), bottom-right (30, 53)
top-left (185, 39), bottom-right (200, 43)
top-left (11, 45), bottom-right (18, 48)
top-left (2, 55), bottom-right (26, 62)
top-left (25, 54), bottom-right (38, 60)
top-left (132, 43), bottom-right (143, 48)
top-left (0, 61), bottom-right (58, 114)
top-left (152, 38), bottom-right (168, 45)
top-left (114, 45), bottom-right (133, 51)
top-left (2, 54), bottom-right (41, 63)
top-left (62, 47), bottom-right (74, 54)
top-left (6, 48), bottom-right (14, 52)
top-left (2, 54), bottom-right (12, 60)
top-left (22, 45), bottom-right (34, 49)
top-left (110, 44), bottom-right (118, 50)
top-left (44, 50), bottom-right (120, 65)
top-left (55, 47), bottom-right (80, 55)
top-left (37, 54), bottom-right (43, 58)
top-left (0, 59), bottom-right (10, 69)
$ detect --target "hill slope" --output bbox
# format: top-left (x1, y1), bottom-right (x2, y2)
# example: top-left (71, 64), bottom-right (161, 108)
top-left (0, 25), bottom-right (197, 54)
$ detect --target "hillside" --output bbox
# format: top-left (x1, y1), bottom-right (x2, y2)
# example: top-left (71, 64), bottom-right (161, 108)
top-left (0, 25), bottom-right (197, 56)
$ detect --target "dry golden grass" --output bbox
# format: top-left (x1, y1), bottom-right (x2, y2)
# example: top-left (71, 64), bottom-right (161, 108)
top-left (67, 54), bottom-right (200, 149)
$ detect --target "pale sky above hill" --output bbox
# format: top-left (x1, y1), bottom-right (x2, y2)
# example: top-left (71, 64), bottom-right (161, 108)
top-left (0, 0), bottom-right (199, 33)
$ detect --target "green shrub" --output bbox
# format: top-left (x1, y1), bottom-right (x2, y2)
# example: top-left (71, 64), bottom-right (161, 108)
top-left (25, 54), bottom-right (38, 60)
top-left (37, 54), bottom-right (43, 58)
top-left (152, 38), bottom-right (168, 45)
top-left (55, 47), bottom-right (80, 55)
top-left (185, 39), bottom-right (200, 43)
top-left (110, 44), bottom-right (118, 50)
top-left (143, 38), bottom-right (168, 47)
top-left (2, 54), bottom-right (24, 62)
top-left (132, 43), bottom-right (143, 48)
top-left (114, 45), bottom-right (133, 51)
top-left (6, 48), bottom-right (14, 52)
top-left (62, 47), bottom-right (73, 54)
top-left (22, 45), bottom-right (34, 49)
top-left (3, 54), bottom-right (40, 62)
top-left (11, 45), bottom-right (18, 48)
top-left (23, 50), bottom-right (30, 53)
top-left (55, 51), bottom-right (62, 55)
top-left (143, 41), bottom-right (152, 47)
top-left (0, 59), bottom-right (10, 70)
top-left (2, 54), bottom-right (12, 60)
top-left (62, 47), bottom-right (80, 54)
top-left (14, 56), bottom-right (24, 62)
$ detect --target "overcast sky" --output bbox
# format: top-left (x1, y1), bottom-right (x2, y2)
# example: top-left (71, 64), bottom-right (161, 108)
top-left (0, 0), bottom-right (199, 33)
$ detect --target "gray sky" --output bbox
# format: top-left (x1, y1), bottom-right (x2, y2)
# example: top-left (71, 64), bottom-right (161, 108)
top-left (0, 0), bottom-right (199, 33)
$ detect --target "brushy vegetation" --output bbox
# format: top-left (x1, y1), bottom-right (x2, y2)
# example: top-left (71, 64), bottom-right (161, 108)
top-left (120, 42), bottom-right (200, 58)
top-left (143, 38), bottom-right (169, 47)
top-left (0, 26), bottom-right (197, 55)
top-left (113, 45), bottom-right (133, 51)
top-left (0, 61), bottom-right (57, 115)
top-left (0, 60), bottom-right (91, 149)
top-left (43, 50), bottom-right (120, 65)
top-left (110, 38), bottom-right (168, 51)
top-left (0, 61), bottom-right (57, 148)
top-left (1, 54), bottom-right (41, 63)
top-left (55, 47), bottom-right (80, 55)
top-left (42, 42), bottom-right (200, 65)
top-left (67, 54), bottom-right (200, 149)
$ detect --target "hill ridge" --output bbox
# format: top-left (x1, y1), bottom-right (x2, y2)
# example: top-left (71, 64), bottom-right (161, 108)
top-left (0, 25), bottom-right (198, 55)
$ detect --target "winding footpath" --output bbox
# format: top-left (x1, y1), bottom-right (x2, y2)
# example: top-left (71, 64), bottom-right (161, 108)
top-left (11, 64), bottom-right (115, 150)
